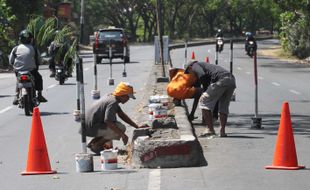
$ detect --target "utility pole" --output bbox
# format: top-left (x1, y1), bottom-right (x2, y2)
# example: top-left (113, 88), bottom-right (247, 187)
top-left (79, 0), bottom-right (85, 45)
top-left (156, 0), bottom-right (166, 78)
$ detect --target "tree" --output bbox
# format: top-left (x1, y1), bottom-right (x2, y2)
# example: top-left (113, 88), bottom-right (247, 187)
top-left (0, 0), bottom-right (16, 68)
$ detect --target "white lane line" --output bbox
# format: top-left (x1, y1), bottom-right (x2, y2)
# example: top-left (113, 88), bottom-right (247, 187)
top-left (84, 67), bottom-right (90, 71)
top-left (237, 67), bottom-right (243, 70)
top-left (272, 82), bottom-right (280, 86)
top-left (148, 169), bottom-right (161, 190)
top-left (0, 106), bottom-right (13, 114)
top-left (290, 90), bottom-right (301, 95)
top-left (258, 76), bottom-right (264, 80)
top-left (47, 84), bottom-right (57, 89)
top-left (246, 71), bottom-right (251, 75)
top-left (0, 74), bottom-right (14, 79)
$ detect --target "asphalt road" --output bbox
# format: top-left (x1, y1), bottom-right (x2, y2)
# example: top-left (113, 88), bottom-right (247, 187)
top-left (0, 39), bottom-right (309, 190)
top-left (170, 39), bottom-right (310, 190)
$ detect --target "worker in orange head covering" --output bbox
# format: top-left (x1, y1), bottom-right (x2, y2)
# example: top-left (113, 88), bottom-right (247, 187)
top-left (167, 67), bottom-right (203, 121)
top-left (83, 82), bottom-right (145, 154)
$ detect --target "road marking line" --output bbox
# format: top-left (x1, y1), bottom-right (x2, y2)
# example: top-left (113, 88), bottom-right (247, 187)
top-left (258, 76), bottom-right (264, 80)
top-left (246, 71), bottom-right (251, 75)
top-left (148, 169), bottom-right (161, 190)
top-left (290, 90), bottom-right (301, 95)
top-left (84, 68), bottom-right (90, 71)
top-left (272, 82), bottom-right (280, 86)
top-left (47, 84), bottom-right (57, 89)
top-left (237, 67), bottom-right (243, 70)
top-left (0, 106), bottom-right (13, 114)
top-left (0, 74), bottom-right (14, 79)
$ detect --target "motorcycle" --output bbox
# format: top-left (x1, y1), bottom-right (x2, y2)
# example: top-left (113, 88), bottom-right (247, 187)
top-left (216, 37), bottom-right (224, 53)
top-left (246, 40), bottom-right (256, 57)
top-left (16, 71), bottom-right (39, 116)
top-left (55, 60), bottom-right (70, 85)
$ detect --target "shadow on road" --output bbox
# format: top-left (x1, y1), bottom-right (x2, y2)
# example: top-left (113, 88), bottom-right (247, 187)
top-left (0, 95), bottom-right (13, 98)
top-left (40, 111), bottom-right (71, 116)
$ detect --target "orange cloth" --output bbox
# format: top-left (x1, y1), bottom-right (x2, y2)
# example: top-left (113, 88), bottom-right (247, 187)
top-left (166, 69), bottom-right (197, 100)
top-left (112, 82), bottom-right (136, 99)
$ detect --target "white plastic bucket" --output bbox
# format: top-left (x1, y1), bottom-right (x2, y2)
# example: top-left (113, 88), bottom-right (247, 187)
top-left (75, 153), bottom-right (94, 172)
top-left (100, 149), bottom-right (118, 170)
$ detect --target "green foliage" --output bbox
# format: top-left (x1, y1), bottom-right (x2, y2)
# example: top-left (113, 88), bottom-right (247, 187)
top-left (279, 11), bottom-right (310, 58)
top-left (27, 17), bottom-right (56, 50)
top-left (26, 16), bottom-right (76, 70)
top-left (0, 0), bottom-right (16, 68)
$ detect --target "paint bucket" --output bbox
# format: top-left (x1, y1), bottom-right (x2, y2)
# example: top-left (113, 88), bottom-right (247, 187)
top-left (75, 153), bottom-right (94, 172)
top-left (100, 149), bottom-right (118, 170)
top-left (91, 90), bottom-right (100, 99)
top-left (73, 110), bottom-right (81, 122)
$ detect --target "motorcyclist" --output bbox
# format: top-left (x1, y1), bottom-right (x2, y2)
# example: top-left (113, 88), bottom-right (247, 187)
top-left (48, 35), bottom-right (73, 77)
top-left (215, 29), bottom-right (224, 52)
top-left (9, 29), bottom-right (48, 105)
top-left (245, 32), bottom-right (257, 54)
top-left (215, 29), bottom-right (223, 38)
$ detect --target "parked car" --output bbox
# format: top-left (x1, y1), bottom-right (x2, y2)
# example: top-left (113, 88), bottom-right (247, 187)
top-left (93, 26), bottom-right (130, 63)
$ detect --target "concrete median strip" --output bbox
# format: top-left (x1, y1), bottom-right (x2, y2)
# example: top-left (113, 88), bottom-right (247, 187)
top-left (131, 65), bottom-right (206, 168)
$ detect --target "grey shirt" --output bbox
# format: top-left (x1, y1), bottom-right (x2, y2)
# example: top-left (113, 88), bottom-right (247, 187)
top-left (84, 95), bottom-right (122, 137)
top-left (190, 62), bottom-right (233, 90)
top-left (9, 44), bottom-right (41, 72)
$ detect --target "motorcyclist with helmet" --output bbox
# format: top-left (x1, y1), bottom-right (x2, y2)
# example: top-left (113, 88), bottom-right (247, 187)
top-left (216, 29), bottom-right (223, 38)
top-left (215, 29), bottom-right (224, 53)
top-left (48, 32), bottom-right (73, 78)
top-left (245, 32), bottom-right (257, 55)
top-left (9, 29), bottom-right (48, 105)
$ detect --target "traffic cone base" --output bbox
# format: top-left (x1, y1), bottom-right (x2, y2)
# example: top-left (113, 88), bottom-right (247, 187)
top-left (265, 102), bottom-right (305, 170)
top-left (21, 170), bottom-right (57, 175)
top-left (21, 107), bottom-right (57, 175)
top-left (265, 165), bottom-right (305, 170)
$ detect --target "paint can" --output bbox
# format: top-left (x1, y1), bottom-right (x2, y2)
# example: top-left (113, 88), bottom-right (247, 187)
top-left (75, 153), bottom-right (94, 172)
top-left (100, 149), bottom-right (118, 170)
top-left (73, 110), bottom-right (81, 122)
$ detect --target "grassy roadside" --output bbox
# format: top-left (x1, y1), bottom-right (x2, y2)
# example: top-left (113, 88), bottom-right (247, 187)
top-left (258, 45), bottom-right (310, 65)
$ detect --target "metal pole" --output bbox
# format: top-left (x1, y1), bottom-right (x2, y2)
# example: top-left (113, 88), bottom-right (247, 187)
top-left (74, 54), bottom-right (81, 121)
top-left (94, 56), bottom-right (97, 90)
top-left (156, 0), bottom-right (166, 77)
top-left (251, 51), bottom-right (262, 129)
top-left (91, 54), bottom-right (100, 99)
top-left (79, 0), bottom-right (85, 45)
top-left (75, 0), bottom-right (94, 173)
top-left (215, 43), bottom-right (219, 65)
top-left (230, 40), bottom-right (233, 74)
top-left (184, 39), bottom-right (188, 69)
top-left (108, 40), bottom-right (114, 85)
top-left (230, 40), bottom-right (236, 101)
top-left (254, 51), bottom-right (258, 117)
top-left (123, 46), bottom-right (127, 77)
top-left (79, 58), bottom-right (87, 153)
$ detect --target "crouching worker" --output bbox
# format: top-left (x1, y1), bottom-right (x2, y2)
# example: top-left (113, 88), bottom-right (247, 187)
top-left (166, 68), bottom-right (203, 121)
top-left (83, 82), bottom-right (145, 154)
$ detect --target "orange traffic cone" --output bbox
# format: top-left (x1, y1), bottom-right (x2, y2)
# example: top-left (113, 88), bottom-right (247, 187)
top-left (191, 52), bottom-right (196, 60)
top-left (21, 107), bottom-right (57, 175)
top-left (265, 102), bottom-right (305, 170)
top-left (205, 56), bottom-right (209, 63)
